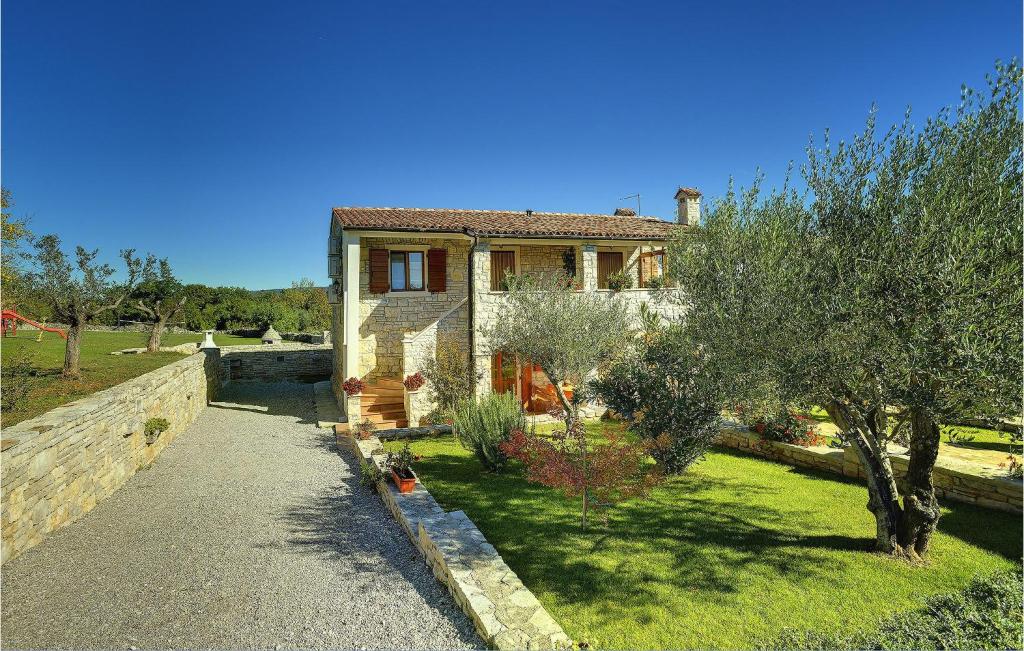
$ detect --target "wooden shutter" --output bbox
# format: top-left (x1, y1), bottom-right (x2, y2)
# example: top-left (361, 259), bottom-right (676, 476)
top-left (427, 248), bottom-right (447, 293)
top-left (638, 252), bottom-right (653, 287)
top-left (368, 248), bottom-right (389, 294)
top-left (597, 252), bottom-right (623, 289)
top-left (490, 250), bottom-right (516, 291)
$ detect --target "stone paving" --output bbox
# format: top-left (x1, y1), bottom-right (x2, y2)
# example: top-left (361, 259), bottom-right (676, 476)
top-left (0, 383), bottom-right (481, 650)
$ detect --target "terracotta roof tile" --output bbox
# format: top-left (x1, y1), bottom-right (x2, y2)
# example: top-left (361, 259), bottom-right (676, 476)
top-left (674, 187), bottom-right (702, 199)
top-left (332, 207), bottom-right (678, 240)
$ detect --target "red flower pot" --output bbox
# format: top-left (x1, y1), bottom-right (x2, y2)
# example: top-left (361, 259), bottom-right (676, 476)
top-left (391, 469), bottom-right (416, 494)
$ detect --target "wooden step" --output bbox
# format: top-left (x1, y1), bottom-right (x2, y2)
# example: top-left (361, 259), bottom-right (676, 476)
top-left (372, 420), bottom-right (409, 430)
top-left (362, 387), bottom-right (405, 398)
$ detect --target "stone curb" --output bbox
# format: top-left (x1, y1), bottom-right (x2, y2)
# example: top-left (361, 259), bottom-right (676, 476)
top-left (338, 431), bottom-right (572, 650)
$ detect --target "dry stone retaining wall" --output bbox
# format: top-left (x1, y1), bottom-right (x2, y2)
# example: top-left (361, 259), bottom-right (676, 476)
top-left (220, 344), bottom-right (333, 383)
top-left (0, 351), bottom-right (221, 564)
top-left (340, 431), bottom-right (571, 650)
top-left (717, 427), bottom-right (1022, 513)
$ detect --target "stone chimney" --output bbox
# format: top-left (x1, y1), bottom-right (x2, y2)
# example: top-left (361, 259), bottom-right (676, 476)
top-left (674, 187), bottom-right (702, 226)
top-left (613, 207), bottom-right (637, 217)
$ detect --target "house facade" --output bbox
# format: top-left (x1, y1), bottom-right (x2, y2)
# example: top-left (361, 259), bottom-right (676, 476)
top-left (327, 187), bottom-right (700, 428)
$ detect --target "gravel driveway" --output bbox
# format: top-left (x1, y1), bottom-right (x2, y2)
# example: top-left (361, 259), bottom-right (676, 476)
top-left (1, 382), bottom-right (481, 650)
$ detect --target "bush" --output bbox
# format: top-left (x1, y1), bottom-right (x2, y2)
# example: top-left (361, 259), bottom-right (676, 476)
top-left (750, 411), bottom-right (824, 447)
top-left (144, 417), bottom-right (170, 445)
top-left (605, 270), bottom-right (633, 291)
top-left (451, 391), bottom-right (526, 471)
top-left (592, 326), bottom-right (722, 474)
top-left (353, 418), bottom-right (376, 440)
top-left (761, 568), bottom-right (1023, 650)
top-left (359, 460), bottom-right (384, 487)
top-left (421, 335), bottom-right (474, 414)
top-left (0, 347), bottom-right (36, 413)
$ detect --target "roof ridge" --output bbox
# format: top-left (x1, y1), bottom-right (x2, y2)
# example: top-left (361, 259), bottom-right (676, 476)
top-left (332, 206), bottom-right (666, 222)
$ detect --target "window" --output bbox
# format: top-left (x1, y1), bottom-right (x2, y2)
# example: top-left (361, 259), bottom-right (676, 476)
top-left (389, 251), bottom-right (424, 291)
top-left (597, 251), bottom-right (624, 289)
top-left (490, 250), bottom-right (516, 291)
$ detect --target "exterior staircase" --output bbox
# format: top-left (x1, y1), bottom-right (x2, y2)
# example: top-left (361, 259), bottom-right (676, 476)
top-left (362, 378), bottom-right (408, 429)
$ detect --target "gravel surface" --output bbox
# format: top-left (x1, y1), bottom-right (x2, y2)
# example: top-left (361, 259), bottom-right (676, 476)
top-left (1, 382), bottom-right (481, 650)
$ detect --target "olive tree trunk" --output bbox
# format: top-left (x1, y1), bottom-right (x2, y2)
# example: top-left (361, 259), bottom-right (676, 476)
top-left (826, 400), bottom-right (943, 558)
top-left (146, 316), bottom-right (168, 353)
top-left (898, 409), bottom-right (942, 558)
top-left (62, 321), bottom-right (84, 379)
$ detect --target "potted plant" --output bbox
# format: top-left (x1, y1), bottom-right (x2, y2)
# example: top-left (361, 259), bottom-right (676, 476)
top-left (342, 376), bottom-right (365, 396)
top-left (403, 372), bottom-right (425, 391)
top-left (606, 270), bottom-right (633, 291)
top-left (353, 418), bottom-right (376, 441)
top-left (386, 443), bottom-right (418, 494)
top-left (144, 417), bottom-right (170, 445)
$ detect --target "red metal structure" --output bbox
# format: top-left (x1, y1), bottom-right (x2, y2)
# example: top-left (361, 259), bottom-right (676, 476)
top-left (1, 309), bottom-right (67, 339)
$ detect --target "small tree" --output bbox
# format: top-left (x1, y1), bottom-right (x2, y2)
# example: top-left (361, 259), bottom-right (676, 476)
top-left (501, 421), bottom-right (661, 528)
top-left (670, 63), bottom-right (1022, 558)
top-left (421, 334), bottom-right (474, 417)
top-left (30, 235), bottom-right (150, 378)
top-left (134, 257), bottom-right (188, 352)
top-left (485, 272), bottom-right (632, 428)
top-left (1, 189), bottom-right (37, 311)
top-left (592, 324), bottom-right (723, 474)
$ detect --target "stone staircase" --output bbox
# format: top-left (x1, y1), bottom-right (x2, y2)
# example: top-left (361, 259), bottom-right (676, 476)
top-left (362, 378), bottom-right (408, 429)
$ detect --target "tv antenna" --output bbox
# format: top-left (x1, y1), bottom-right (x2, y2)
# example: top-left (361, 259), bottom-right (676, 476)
top-left (619, 193), bottom-right (640, 216)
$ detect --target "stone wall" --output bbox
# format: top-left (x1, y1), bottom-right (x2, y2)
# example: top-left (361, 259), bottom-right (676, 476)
top-left (220, 343), bottom-right (333, 383)
top-left (357, 237), bottom-right (471, 381)
top-left (717, 427), bottom-right (1022, 513)
top-left (471, 239), bottom-right (686, 397)
top-left (0, 351), bottom-right (221, 565)
top-left (340, 431), bottom-right (571, 650)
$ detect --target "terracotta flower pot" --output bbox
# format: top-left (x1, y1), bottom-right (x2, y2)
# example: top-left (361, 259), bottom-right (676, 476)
top-left (391, 469), bottom-right (416, 494)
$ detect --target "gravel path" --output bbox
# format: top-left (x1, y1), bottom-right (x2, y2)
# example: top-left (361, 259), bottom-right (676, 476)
top-left (1, 383), bottom-right (481, 650)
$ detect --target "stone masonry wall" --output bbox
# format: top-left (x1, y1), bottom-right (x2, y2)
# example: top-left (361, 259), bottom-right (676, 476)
top-left (358, 237), bottom-right (471, 381)
top-left (340, 431), bottom-right (571, 650)
top-left (220, 343), bottom-right (333, 383)
top-left (717, 427), bottom-right (1022, 513)
top-left (0, 351), bottom-right (221, 565)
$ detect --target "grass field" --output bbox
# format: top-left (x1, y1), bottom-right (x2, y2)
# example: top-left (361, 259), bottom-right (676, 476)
top-left (1, 329), bottom-right (261, 426)
top-left (388, 425), bottom-right (1022, 650)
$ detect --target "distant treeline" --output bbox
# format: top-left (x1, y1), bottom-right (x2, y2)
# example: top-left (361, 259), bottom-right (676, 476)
top-left (12, 279), bottom-right (331, 333)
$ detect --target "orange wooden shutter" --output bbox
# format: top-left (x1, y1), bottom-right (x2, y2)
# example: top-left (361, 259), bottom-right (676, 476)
top-left (490, 251), bottom-right (515, 291)
top-left (368, 248), bottom-right (389, 294)
top-left (597, 252), bottom-right (623, 288)
top-left (638, 252), bottom-right (653, 286)
top-left (427, 248), bottom-right (447, 293)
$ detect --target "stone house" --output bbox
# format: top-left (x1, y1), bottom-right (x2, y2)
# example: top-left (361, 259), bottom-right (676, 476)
top-left (327, 187), bottom-right (700, 428)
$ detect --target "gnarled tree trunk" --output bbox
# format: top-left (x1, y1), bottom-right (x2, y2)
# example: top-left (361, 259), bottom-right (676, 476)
top-left (146, 316), bottom-right (167, 352)
top-left (897, 409), bottom-right (942, 559)
top-left (62, 321), bottom-right (84, 379)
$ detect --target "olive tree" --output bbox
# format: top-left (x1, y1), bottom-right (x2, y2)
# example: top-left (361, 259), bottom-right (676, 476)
top-left (484, 271), bottom-right (632, 426)
top-left (671, 63), bottom-right (1022, 558)
top-left (30, 235), bottom-right (150, 378)
top-left (134, 257), bottom-right (188, 352)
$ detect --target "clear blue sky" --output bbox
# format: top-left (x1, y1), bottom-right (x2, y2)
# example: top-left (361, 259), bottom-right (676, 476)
top-left (3, 1), bottom-right (1020, 289)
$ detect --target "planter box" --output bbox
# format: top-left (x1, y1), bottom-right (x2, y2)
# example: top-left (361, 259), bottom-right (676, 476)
top-left (391, 468), bottom-right (416, 494)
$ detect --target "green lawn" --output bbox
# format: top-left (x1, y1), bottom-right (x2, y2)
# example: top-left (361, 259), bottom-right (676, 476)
top-left (388, 425), bottom-right (1022, 650)
top-left (1, 329), bottom-right (260, 426)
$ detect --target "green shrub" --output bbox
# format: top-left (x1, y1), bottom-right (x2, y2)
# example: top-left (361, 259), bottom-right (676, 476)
top-left (451, 391), bottom-right (526, 471)
top-left (359, 460), bottom-right (384, 487)
top-left (0, 347), bottom-right (36, 414)
top-left (592, 325), bottom-right (722, 474)
top-left (761, 568), bottom-right (1023, 650)
top-left (144, 417), bottom-right (170, 445)
top-left (421, 335), bottom-right (474, 415)
top-left (605, 269), bottom-right (633, 291)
